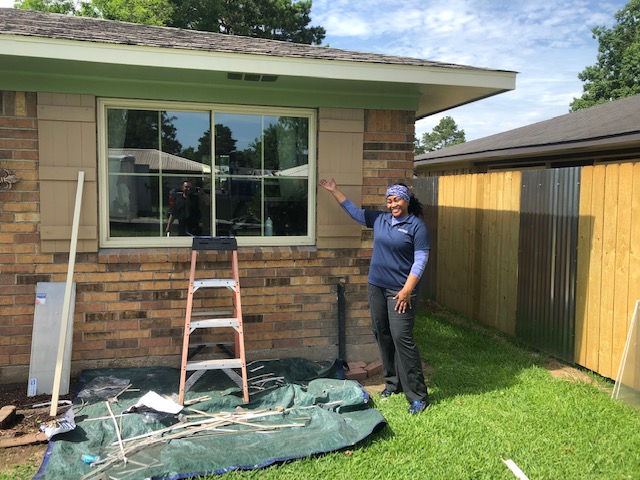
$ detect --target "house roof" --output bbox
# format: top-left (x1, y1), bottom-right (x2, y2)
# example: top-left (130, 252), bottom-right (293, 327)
top-left (1, 8), bottom-right (483, 69)
top-left (108, 149), bottom-right (214, 174)
top-left (415, 94), bottom-right (640, 171)
top-left (0, 8), bottom-right (516, 117)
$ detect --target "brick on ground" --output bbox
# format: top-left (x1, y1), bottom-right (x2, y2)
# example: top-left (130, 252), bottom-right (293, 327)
top-left (347, 360), bottom-right (367, 370)
top-left (365, 359), bottom-right (383, 377)
top-left (0, 405), bottom-right (16, 429)
top-left (345, 368), bottom-right (367, 381)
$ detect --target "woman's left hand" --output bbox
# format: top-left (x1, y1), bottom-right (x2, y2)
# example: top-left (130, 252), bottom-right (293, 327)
top-left (393, 291), bottom-right (411, 313)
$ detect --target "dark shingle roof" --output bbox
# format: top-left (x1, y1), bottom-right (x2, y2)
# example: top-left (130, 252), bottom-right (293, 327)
top-left (416, 94), bottom-right (640, 163)
top-left (0, 8), bottom-right (496, 71)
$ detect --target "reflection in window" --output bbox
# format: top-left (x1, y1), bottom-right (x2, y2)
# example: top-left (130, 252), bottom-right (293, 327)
top-left (214, 113), bottom-right (309, 238)
top-left (106, 108), bottom-right (211, 238)
top-left (101, 102), bottom-right (313, 245)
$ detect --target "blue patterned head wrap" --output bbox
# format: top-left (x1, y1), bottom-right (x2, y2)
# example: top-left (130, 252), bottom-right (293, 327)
top-left (386, 184), bottom-right (411, 203)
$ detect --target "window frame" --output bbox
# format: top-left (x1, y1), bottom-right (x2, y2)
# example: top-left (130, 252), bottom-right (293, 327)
top-left (97, 98), bottom-right (317, 248)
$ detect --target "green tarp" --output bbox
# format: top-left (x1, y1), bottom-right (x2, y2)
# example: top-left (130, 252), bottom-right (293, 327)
top-left (34, 358), bottom-right (386, 479)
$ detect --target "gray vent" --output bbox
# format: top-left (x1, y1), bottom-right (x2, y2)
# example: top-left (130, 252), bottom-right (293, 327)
top-left (227, 73), bottom-right (279, 82)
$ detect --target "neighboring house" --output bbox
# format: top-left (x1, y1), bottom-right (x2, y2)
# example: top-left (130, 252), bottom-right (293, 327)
top-left (0, 8), bottom-right (515, 384)
top-left (413, 94), bottom-right (640, 383)
top-left (415, 94), bottom-right (640, 175)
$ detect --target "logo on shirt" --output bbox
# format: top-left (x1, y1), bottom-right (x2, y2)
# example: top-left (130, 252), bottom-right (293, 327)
top-left (398, 228), bottom-right (409, 233)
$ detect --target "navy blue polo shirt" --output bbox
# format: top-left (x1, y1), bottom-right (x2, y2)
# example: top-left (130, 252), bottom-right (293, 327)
top-left (363, 210), bottom-right (431, 290)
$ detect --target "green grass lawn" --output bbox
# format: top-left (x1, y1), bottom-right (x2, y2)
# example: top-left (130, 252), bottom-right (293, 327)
top-left (219, 305), bottom-right (640, 480)
top-left (3, 304), bottom-right (639, 479)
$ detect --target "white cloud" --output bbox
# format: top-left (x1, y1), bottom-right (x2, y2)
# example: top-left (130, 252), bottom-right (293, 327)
top-left (312, 0), bottom-right (627, 140)
top-left (316, 12), bottom-right (371, 38)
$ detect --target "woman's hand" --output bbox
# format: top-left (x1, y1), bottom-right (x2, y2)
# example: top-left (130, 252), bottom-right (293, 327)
top-left (394, 274), bottom-right (420, 313)
top-left (393, 290), bottom-right (412, 313)
top-left (319, 178), bottom-right (337, 192)
top-left (319, 178), bottom-right (348, 204)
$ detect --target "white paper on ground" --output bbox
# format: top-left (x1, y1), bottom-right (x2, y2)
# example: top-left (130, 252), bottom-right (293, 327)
top-left (132, 391), bottom-right (183, 414)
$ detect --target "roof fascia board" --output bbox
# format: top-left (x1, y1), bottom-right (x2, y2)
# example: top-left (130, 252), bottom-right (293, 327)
top-left (0, 35), bottom-right (516, 88)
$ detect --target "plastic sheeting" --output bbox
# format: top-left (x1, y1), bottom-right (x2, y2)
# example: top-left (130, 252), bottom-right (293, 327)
top-left (34, 358), bottom-right (386, 479)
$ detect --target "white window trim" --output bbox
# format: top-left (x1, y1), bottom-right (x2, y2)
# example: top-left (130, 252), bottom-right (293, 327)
top-left (97, 98), bottom-right (316, 248)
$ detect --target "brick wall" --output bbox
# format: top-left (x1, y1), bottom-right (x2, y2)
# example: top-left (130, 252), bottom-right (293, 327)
top-left (0, 93), bottom-right (415, 384)
top-left (363, 109), bottom-right (416, 206)
top-left (0, 91), bottom-right (40, 379)
top-left (2, 244), bottom-right (373, 383)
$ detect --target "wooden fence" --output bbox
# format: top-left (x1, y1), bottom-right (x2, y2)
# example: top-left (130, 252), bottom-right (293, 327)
top-left (415, 161), bottom-right (640, 385)
top-left (576, 163), bottom-right (640, 380)
top-left (432, 172), bottom-right (520, 336)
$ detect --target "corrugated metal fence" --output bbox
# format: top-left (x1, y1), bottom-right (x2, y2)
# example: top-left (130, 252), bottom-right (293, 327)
top-left (414, 161), bottom-right (640, 382)
top-left (517, 168), bottom-right (580, 361)
top-left (416, 176), bottom-right (438, 301)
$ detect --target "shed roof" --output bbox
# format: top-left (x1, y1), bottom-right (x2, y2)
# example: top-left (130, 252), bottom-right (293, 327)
top-left (0, 8), bottom-right (516, 118)
top-left (108, 149), bottom-right (214, 174)
top-left (415, 94), bottom-right (640, 171)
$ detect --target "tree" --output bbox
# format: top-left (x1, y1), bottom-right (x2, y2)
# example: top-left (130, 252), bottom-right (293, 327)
top-left (570, 0), bottom-right (640, 111)
top-left (17, 0), bottom-right (326, 45)
top-left (16, 0), bottom-right (172, 25)
top-left (77, 0), bottom-right (173, 26)
top-left (415, 116), bottom-right (466, 154)
top-left (14, 0), bottom-right (75, 14)
top-left (107, 110), bottom-right (182, 154)
top-left (167, 0), bottom-right (325, 44)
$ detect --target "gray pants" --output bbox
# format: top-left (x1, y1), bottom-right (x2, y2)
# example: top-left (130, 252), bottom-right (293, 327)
top-left (367, 283), bottom-right (428, 404)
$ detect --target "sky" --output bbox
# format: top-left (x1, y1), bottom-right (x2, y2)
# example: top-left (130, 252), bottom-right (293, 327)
top-left (308, 0), bottom-right (629, 141)
top-left (0, 0), bottom-right (629, 141)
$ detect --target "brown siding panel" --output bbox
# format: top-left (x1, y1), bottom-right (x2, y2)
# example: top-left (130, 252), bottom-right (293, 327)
top-left (317, 107), bottom-right (364, 249)
top-left (38, 93), bottom-right (98, 253)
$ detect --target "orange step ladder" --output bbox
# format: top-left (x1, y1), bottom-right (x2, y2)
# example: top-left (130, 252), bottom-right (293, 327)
top-left (178, 236), bottom-right (249, 405)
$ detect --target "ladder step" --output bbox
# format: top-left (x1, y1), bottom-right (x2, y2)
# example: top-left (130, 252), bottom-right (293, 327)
top-left (190, 318), bottom-right (239, 329)
top-left (188, 341), bottom-right (233, 349)
top-left (194, 279), bottom-right (236, 289)
top-left (191, 310), bottom-right (234, 317)
top-left (186, 358), bottom-right (243, 371)
top-left (183, 367), bottom-right (244, 394)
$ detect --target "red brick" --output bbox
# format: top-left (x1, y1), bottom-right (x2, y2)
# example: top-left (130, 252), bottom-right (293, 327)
top-left (349, 360), bottom-right (367, 369)
top-left (365, 359), bottom-right (383, 376)
top-left (346, 368), bottom-right (367, 381)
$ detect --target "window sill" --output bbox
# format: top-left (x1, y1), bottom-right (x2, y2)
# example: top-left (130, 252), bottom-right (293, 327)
top-left (97, 245), bottom-right (318, 264)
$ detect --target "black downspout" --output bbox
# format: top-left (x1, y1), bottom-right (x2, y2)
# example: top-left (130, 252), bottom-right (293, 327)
top-left (337, 282), bottom-right (346, 362)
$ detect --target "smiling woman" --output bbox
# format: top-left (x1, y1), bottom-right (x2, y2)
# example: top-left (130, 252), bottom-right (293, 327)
top-left (319, 178), bottom-right (431, 414)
